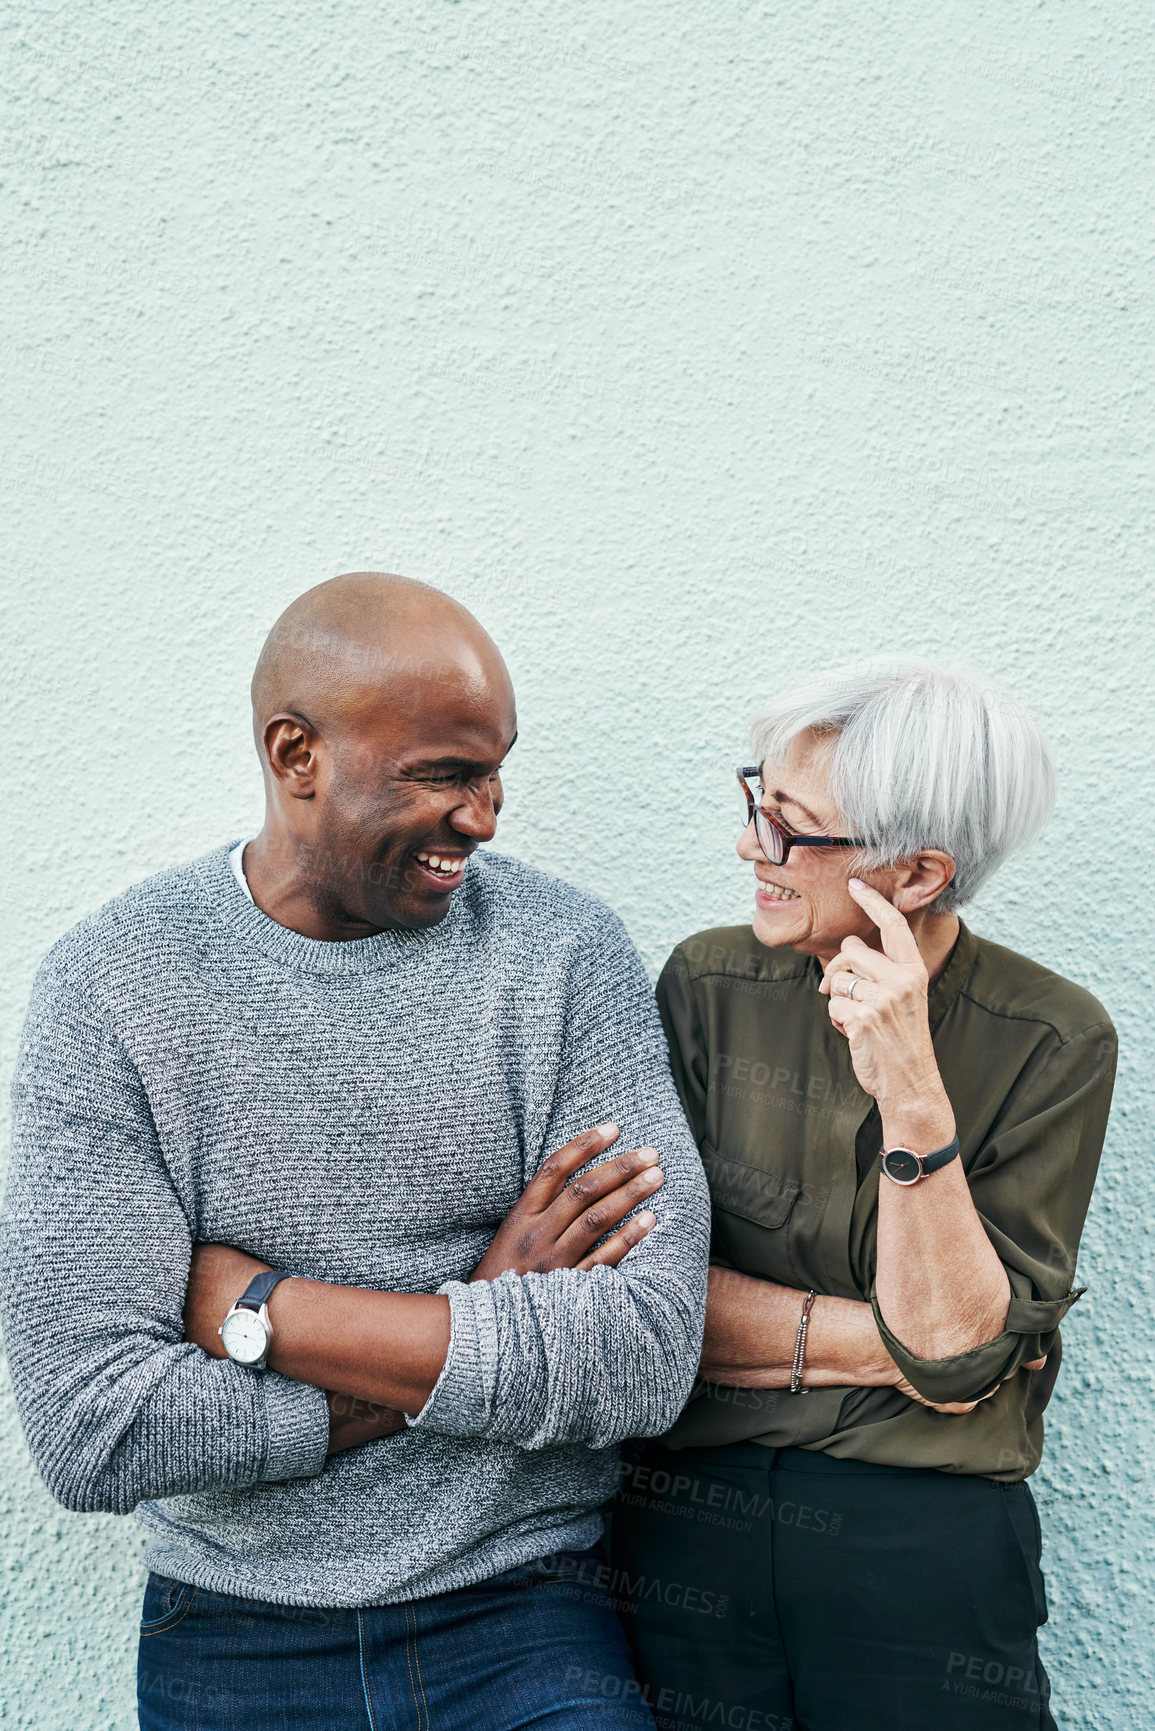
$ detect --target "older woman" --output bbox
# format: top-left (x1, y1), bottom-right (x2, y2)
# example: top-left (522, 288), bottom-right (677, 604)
top-left (611, 662), bottom-right (1115, 1731)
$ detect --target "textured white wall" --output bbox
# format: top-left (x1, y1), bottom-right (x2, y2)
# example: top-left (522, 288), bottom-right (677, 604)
top-left (4, 3), bottom-right (1153, 1724)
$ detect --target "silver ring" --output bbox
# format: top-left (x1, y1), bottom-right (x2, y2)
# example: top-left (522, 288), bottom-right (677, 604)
top-left (846, 976), bottom-right (860, 1001)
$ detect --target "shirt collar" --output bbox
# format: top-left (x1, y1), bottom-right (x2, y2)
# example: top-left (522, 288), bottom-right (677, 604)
top-left (927, 919), bottom-right (978, 1029)
top-left (800, 918), bottom-right (978, 1027)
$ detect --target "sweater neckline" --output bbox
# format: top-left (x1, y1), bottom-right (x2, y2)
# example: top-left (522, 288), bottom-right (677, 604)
top-left (200, 842), bottom-right (466, 975)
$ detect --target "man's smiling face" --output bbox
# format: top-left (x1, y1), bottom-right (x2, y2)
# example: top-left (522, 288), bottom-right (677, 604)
top-left (251, 573), bottom-right (518, 938)
top-left (315, 645), bottom-right (518, 932)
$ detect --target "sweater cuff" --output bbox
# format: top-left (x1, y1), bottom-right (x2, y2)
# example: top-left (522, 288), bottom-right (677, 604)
top-left (871, 1288), bottom-right (1083, 1405)
top-left (259, 1373), bottom-right (331, 1483)
top-left (407, 1279), bottom-right (500, 1438)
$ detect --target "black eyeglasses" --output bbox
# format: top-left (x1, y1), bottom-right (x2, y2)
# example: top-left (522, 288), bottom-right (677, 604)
top-left (737, 765), bottom-right (866, 866)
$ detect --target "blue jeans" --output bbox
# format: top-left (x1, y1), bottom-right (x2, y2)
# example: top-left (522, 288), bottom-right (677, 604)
top-left (138, 1545), bottom-right (654, 1730)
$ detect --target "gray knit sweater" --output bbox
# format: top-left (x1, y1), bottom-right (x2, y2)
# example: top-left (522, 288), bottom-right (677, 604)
top-left (0, 845), bottom-right (709, 1607)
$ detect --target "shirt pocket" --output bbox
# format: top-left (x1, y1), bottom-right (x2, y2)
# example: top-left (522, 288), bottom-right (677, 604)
top-left (700, 1139), bottom-right (805, 1278)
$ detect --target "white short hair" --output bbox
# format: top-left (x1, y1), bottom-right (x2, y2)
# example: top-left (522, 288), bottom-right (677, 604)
top-left (749, 659), bottom-right (1055, 913)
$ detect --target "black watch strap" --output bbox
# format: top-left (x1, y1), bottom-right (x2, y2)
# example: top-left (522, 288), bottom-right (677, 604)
top-left (235, 1269), bottom-right (294, 1312)
top-left (878, 1135), bottom-right (960, 1179)
top-left (919, 1134), bottom-right (960, 1175)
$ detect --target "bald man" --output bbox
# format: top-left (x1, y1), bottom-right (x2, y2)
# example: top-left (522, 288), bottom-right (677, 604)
top-left (1, 575), bottom-right (710, 1731)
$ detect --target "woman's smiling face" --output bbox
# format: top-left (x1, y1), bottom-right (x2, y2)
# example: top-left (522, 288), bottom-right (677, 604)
top-left (737, 731), bottom-right (881, 961)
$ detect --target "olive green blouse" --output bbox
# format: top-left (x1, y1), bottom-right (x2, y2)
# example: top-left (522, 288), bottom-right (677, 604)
top-left (657, 921), bottom-right (1116, 1480)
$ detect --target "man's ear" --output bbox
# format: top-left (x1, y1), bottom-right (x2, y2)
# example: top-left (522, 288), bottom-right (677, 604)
top-left (262, 712), bottom-right (321, 799)
top-left (891, 851), bottom-right (956, 915)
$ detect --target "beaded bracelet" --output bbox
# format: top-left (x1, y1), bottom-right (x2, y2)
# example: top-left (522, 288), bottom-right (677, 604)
top-left (789, 1289), bottom-right (817, 1395)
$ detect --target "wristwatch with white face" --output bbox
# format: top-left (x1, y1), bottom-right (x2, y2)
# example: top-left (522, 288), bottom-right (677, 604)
top-left (218, 1269), bottom-right (293, 1370)
top-left (878, 1135), bottom-right (960, 1186)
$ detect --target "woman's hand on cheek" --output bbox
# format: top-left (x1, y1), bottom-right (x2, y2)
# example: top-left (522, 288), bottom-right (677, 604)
top-left (819, 879), bottom-right (949, 1123)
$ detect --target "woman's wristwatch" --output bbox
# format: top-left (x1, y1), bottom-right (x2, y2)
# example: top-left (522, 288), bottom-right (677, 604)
top-left (218, 1269), bottom-right (294, 1370)
top-left (878, 1135), bottom-right (960, 1187)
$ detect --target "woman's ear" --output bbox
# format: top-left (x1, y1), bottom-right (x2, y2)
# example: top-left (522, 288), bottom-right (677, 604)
top-left (892, 851), bottom-right (956, 914)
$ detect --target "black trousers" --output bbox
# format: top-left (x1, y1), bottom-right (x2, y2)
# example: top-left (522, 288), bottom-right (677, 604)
top-left (610, 1441), bottom-right (1057, 1731)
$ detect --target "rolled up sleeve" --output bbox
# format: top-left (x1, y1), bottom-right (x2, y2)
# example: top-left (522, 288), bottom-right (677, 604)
top-left (872, 1278), bottom-right (1085, 1405)
top-left (872, 1020), bottom-right (1115, 1404)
